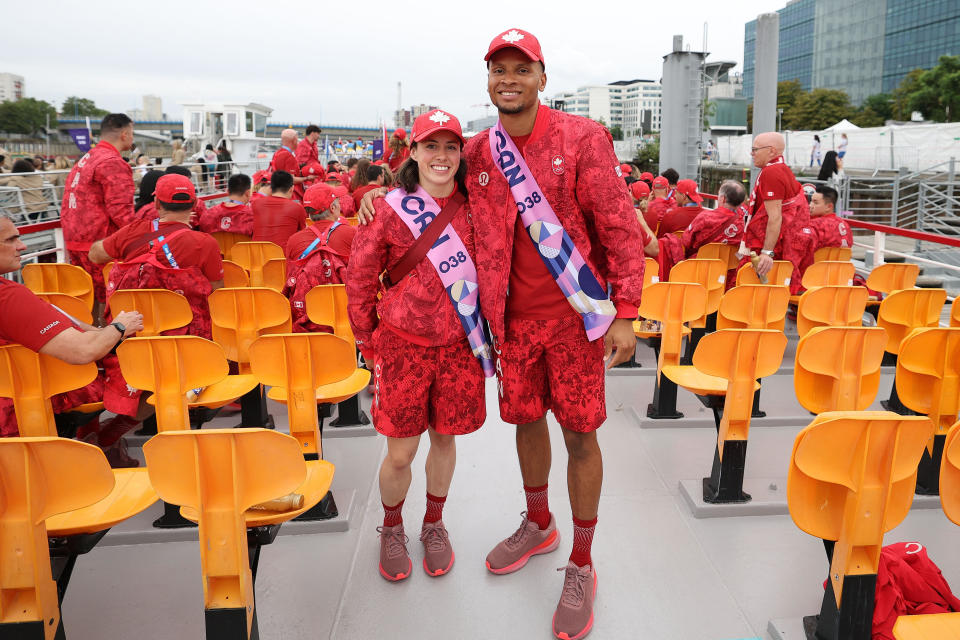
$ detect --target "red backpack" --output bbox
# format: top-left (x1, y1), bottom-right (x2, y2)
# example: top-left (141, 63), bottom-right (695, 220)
top-left (284, 220), bottom-right (349, 332)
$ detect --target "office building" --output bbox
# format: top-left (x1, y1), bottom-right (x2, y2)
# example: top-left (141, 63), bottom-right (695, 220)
top-left (552, 79), bottom-right (662, 135)
top-left (0, 73), bottom-right (25, 102)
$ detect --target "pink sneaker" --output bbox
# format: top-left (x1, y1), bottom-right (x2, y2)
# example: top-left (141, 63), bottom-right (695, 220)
top-left (485, 512), bottom-right (560, 575)
top-left (420, 520), bottom-right (454, 577)
top-left (552, 562), bottom-right (598, 640)
top-left (377, 524), bottom-right (412, 582)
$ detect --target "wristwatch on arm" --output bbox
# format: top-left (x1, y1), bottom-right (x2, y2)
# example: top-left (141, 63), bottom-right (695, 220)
top-left (108, 321), bottom-right (126, 354)
top-left (760, 250), bottom-right (775, 258)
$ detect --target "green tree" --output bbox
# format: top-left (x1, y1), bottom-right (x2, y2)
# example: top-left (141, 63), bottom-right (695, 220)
top-left (785, 88), bottom-right (853, 130)
top-left (776, 79), bottom-right (804, 116)
top-left (632, 137), bottom-right (660, 172)
top-left (891, 69), bottom-right (924, 121)
top-left (609, 125), bottom-right (623, 141)
top-left (860, 93), bottom-right (893, 122)
top-left (0, 98), bottom-right (58, 136)
top-left (907, 55), bottom-right (960, 122)
top-left (851, 106), bottom-right (885, 128)
top-left (61, 96), bottom-right (109, 118)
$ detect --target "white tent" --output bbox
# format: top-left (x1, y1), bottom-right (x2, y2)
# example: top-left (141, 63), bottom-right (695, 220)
top-left (824, 119), bottom-right (861, 132)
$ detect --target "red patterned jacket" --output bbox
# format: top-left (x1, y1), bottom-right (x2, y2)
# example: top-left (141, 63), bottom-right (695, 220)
top-left (345, 195), bottom-right (476, 359)
top-left (60, 141), bottom-right (136, 250)
top-left (808, 213), bottom-right (852, 250)
top-left (198, 202), bottom-right (255, 236)
top-left (464, 106), bottom-right (645, 342)
top-left (295, 138), bottom-right (319, 167)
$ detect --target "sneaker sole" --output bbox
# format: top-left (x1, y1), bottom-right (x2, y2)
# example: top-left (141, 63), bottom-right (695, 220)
top-left (552, 570), bottom-right (599, 640)
top-left (379, 558), bottom-right (413, 582)
top-left (485, 529), bottom-right (560, 575)
top-left (423, 550), bottom-right (455, 577)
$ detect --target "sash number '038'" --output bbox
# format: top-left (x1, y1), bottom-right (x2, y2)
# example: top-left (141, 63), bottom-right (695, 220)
top-left (516, 191), bottom-right (542, 214)
top-left (439, 251), bottom-right (468, 273)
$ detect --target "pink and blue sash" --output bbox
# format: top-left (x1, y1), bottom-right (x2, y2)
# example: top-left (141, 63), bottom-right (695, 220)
top-left (384, 186), bottom-right (495, 377)
top-left (489, 120), bottom-right (616, 341)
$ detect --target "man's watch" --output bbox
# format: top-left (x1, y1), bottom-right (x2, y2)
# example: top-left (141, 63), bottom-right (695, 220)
top-left (110, 321), bottom-right (126, 339)
top-left (760, 250), bottom-right (776, 258)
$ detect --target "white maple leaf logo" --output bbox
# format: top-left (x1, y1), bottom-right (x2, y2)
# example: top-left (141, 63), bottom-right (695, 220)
top-left (502, 30), bottom-right (524, 43)
top-left (429, 111), bottom-right (451, 124)
top-left (553, 157), bottom-right (562, 166)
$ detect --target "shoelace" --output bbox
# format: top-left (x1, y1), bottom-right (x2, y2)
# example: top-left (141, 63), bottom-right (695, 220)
top-left (376, 527), bottom-right (409, 559)
top-left (505, 511), bottom-right (532, 547)
top-left (558, 565), bottom-right (588, 607)
top-left (419, 525), bottom-right (449, 552)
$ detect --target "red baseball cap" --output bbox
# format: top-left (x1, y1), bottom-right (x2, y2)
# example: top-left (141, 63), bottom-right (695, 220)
top-left (412, 109), bottom-right (465, 145)
top-left (301, 161), bottom-right (324, 177)
top-left (253, 170), bottom-right (271, 185)
top-left (652, 176), bottom-right (669, 188)
top-left (155, 174), bottom-right (196, 205)
top-left (620, 163), bottom-right (634, 177)
top-left (332, 185), bottom-right (348, 197)
top-left (640, 172), bottom-right (654, 182)
top-left (303, 183), bottom-right (336, 212)
top-left (485, 28), bottom-right (544, 66)
top-left (394, 128), bottom-right (407, 140)
top-left (325, 172), bottom-right (341, 183)
top-left (676, 179), bottom-right (703, 204)
top-left (630, 181), bottom-right (650, 199)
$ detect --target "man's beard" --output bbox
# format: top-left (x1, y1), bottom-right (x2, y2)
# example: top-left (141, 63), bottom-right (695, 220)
top-left (496, 101), bottom-right (528, 115)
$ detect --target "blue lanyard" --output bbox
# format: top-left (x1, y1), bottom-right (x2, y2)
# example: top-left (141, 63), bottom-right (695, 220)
top-left (299, 221), bottom-right (342, 260)
top-left (150, 219), bottom-right (181, 269)
top-left (229, 199), bottom-right (245, 205)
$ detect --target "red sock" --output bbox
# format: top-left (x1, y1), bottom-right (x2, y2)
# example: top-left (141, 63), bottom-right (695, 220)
top-left (524, 483), bottom-right (551, 530)
top-left (569, 516), bottom-right (597, 568)
top-left (383, 499), bottom-right (404, 528)
top-left (424, 492), bottom-right (446, 524)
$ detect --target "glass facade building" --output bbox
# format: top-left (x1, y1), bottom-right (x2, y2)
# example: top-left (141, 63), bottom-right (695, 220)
top-left (743, 0), bottom-right (960, 105)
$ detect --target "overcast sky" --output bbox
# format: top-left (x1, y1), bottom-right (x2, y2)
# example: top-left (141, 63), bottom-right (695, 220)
top-left (5, 0), bottom-right (784, 127)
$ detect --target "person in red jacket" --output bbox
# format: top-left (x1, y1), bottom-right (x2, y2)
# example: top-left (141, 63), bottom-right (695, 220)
top-left (252, 170), bottom-right (307, 248)
top-left (346, 109), bottom-right (489, 583)
top-left (644, 175), bottom-right (672, 232)
top-left (657, 179), bottom-right (705, 237)
top-left (198, 173), bottom-right (255, 237)
top-left (808, 184), bottom-right (851, 250)
top-left (60, 113), bottom-right (137, 321)
top-left (296, 124), bottom-right (322, 167)
top-left (383, 128), bottom-right (410, 172)
top-left (270, 129), bottom-right (310, 201)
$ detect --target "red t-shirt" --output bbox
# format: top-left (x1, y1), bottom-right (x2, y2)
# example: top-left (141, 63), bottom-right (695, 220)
top-left (0, 279), bottom-right (74, 350)
top-left (103, 219), bottom-right (223, 281)
top-left (658, 205), bottom-right (704, 237)
top-left (505, 117), bottom-right (575, 320)
top-left (751, 156), bottom-right (801, 214)
top-left (270, 147), bottom-right (304, 199)
top-left (252, 196), bottom-right (307, 248)
top-left (285, 219), bottom-right (357, 262)
top-left (352, 184), bottom-right (380, 210)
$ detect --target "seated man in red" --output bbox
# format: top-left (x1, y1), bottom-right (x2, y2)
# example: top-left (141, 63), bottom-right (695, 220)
top-left (284, 183), bottom-right (357, 332)
top-left (252, 170), bottom-right (307, 248)
top-left (657, 179), bottom-right (705, 238)
top-left (808, 184), bottom-right (851, 250)
top-left (0, 213), bottom-right (144, 465)
top-left (352, 164), bottom-right (387, 210)
top-left (199, 173), bottom-right (254, 236)
top-left (644, 175), bottom-right (673, 232)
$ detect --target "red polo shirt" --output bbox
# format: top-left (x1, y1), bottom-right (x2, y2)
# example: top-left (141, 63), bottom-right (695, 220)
top-left (0, 279), bottom-right (74, 350)
top-left (103, 219), bottom-right (223, 281)
top-left (252, 195), bottom-right (307, 248)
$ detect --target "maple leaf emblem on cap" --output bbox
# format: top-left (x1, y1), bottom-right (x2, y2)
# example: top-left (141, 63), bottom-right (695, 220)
top-left (429, 111), bottom-right (451, 124)
top-left (502, 30), bottom-right (524, 43)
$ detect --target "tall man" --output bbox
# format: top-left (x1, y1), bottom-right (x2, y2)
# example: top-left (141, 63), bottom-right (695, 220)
top-left (742, 131), bottom-right (812, 293)
top-left (808, 185), bottom-right (851, 250)
top-left (296, 124), bottom-right (326, 181)
top-left (470, 29), bottom-right (644, 640)
top-left (270, 129), bottom-right (310, 201)
top-left (60, 113), bottom-right (137, 321)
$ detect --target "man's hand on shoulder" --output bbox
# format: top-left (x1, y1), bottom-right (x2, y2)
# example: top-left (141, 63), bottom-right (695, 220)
top-left (357, 187), bottom-right (389, 225)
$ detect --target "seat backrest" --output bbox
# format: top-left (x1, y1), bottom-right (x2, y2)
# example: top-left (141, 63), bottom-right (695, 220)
top-left (261, 258), bottom-right (287, 292)
top-left (940, 422), bottom-right (960, 526)
top-left (0, 437), bottom-right (114, 633)
top-left (716, 284), bottom-right (790, 330)
top-left (896, 328), bottom-right (960, 434)
top-left (638, 281), bottom-right (707, 371)
top-left (788, 412), bottom-right (934, 609)
top-left (143, 429), bottom-right (305, 635)
top-left (693, 329), bottom-right (786, 446)
top-left (951, 297), bottom-right (959, 328)
top-left (35, 292), bottom-right (93, 325)
top-left (108, 289), bottom-right (192, 337)
top-left (208, 288), bottom-right (292, 367)
top-left (795, 327), bottom-right (888, 413)
top-left (796, 285), bottom-right (868, 337)
top-left (305, 284), bottom-right (353, 341)
top-left (0, 344), bottom-right (98, 437)
top-left (117, 336), bottom-right (228, 432)
top-left (866, 262), bottom-right (919, 294)
top-left (813, 246), bottom-right (852, 263)
top-left (877, 288), bottom-right (948, 354)
top-left (230, 242), bottom-right (283, 287)
top-left (22, 263), bottom-right (94, 310)
top-left (210, 231), bottom-right (251, 259)
top-left (801, 260), bottom-right (855, 290)
top-left (248, 333), bottom-right (357, 456)
top-left (222, 260), bottom-right (250, 288)
top-left (669, 258), bottom-right (727, 326)
top-left (696, 242), bottom-right (740, 270)
top-left (736, 259), bottom-right (794, 288)
top-left (643, 257), bottom-right (660, 289)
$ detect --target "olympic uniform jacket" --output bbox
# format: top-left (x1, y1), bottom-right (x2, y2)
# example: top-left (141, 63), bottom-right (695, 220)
top-left (658, 206), bottom-right (745, 281)
top-left (464, 107), bottom-right (645, 343)
top-left (345, 195), bottom-right (478, 358)
top-left (808, 214), bottom-right (852, 250)
top-left (60, 141), bottom-right (135, 250)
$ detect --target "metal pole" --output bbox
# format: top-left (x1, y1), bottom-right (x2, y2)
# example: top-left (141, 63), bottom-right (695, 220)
top-left (750, 12), bottom-right (779, 190)
top-left (948, 156), bottom-right (956, 218)
top-left (891, 170), bottom-right (901, 227)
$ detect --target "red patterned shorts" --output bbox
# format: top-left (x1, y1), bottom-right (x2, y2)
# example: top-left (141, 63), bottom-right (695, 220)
top-left (495, 314), bottom-right (606, 433)
top-left (371, 327), bottom-right (486, 439)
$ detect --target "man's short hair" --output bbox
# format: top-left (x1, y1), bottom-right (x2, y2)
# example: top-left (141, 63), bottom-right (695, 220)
top-left (816, 185), bottom-right (838, 208)
top-left (366, 164), bottom-right (383, 182)
top-left (718, 180), bottom-right (746, 208)
top-left (100, 113), bottom-right (133, 136)
top-left (157, 201), bottom-right (195, 213)
top-left (346, 158), bottom-right (359, 169)
top-left (661, 168), bottom-right (679, 185)
top-left (270, 170), bottom-right (294, 193)
top-left (164, 165), bottom-right (192, 178)
top-left (228, 173), bottom-right (252, 196)
top-left (305, 125), bottom-right (321, 136)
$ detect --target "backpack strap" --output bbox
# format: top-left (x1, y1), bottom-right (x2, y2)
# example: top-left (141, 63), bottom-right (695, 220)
top-left (298, 220), bottom-right (344, 260)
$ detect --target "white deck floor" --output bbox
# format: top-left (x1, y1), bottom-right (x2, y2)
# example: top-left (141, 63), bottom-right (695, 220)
top-left (58, 324), bottom-right (960, 640)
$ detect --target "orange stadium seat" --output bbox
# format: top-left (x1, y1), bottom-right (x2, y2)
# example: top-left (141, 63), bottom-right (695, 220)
top-left (716, 284), bottom-right (790, 330)
top-left (222, 260), bottom-right (250, 288)
top-left (208, 288), bottom-right (292, 374)
top-left (107, 289), bottom-right (192, 337)
top-left (696, 243), bottom-right (740, 272)
top-left (893, 613), bottom-right (960, 639)
top-left (22, 262), bottom-right (94, 310)
top-left (794, 327), bottom-right (887, 414)
top-left (813, 246), bottom-right (852, 263)
top-left (951, 297), bottom-right (959, 327)
top-left (229, 241), bottom-right (283, 287)
top-left (305, 284), bottom-right (353, 342)
top-left (643, 257), bottom-right (660, 289)
top-left (210, 231), bottom-right (251, 259)
top-left (36, 292), bottom-right (93, 325)
top-left (736, 259), bottom-right (794, 288)
top-left (262, 258), bottom-right (287, 292)
top-left (669, 258), bottom-right (726, 330)
top-left (796, 285), bottom-right (868, 338)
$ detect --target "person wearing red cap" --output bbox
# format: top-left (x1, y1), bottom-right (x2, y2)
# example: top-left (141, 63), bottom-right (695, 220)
top-left (284, 183), bottom-right (356, 332)
top-left (88, 174), bottom-right (223, 438)
top-left (60, 113), bottom-right (138, 323)
top-left (657, 179), bottom-right (705, 237)
top-left (807, 184), bottom-right (851, 250)
top-left (644, 175), bottom-right (673, 233)
top-left (629, 181), bottom-right (659, 256)
top-left (639, 171), bottom-right (654, 185)
top-left (269, 129), bottom-right (310, 201)
top-left (198, 173), bottom-right (255, 237)
top-left (347, 108), bottom-right (491, 584)
top-left (252, 170), bottom-right (308, 248)
top-left (383, 128), bottom-right (410, 172)
top-left (743, 131), bottom-right (812, 293)
top-left (619, 163), bottom-right (635, 182)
